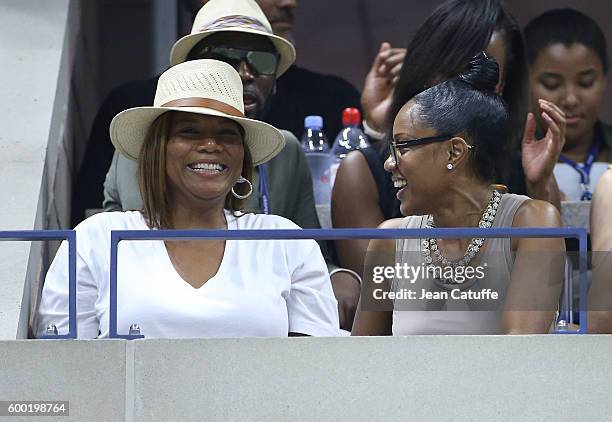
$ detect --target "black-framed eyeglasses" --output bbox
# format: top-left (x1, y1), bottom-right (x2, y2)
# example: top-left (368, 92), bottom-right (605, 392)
top-left (191, 46), bottom-right (279, 76)
top-left (390, 135), bottom-right (474, 163)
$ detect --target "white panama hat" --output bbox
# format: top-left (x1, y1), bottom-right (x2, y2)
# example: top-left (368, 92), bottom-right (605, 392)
top-left (170, 0), bottom-right (296, 76)
top-left (110, 59), bottom-right (285, 166)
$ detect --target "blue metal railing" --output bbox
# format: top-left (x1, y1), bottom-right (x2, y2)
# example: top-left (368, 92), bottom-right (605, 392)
top-left (109, 227), bottom-right (588, 338)
top-left (0, 230), bottom-right (77, 339)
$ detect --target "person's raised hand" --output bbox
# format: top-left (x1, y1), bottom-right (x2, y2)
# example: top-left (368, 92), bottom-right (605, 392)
top-left (522, 99), bottom-right (566, 186)
top-left (361, 42), bottom-right (406, 134)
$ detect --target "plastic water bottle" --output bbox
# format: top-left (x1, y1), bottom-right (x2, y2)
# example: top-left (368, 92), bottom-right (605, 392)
top-left (330, 108), bottom-right (370, 187)
top-left (301, 116), bottom-right (332, 206)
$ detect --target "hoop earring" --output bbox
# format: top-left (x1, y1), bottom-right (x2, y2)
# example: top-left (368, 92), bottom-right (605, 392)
top-left (231, 176), bottom-right (253, 199)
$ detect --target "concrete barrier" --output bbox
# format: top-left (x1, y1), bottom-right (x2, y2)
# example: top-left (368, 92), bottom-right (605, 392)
top-left (2, 336), bottom-right (611, 421)
top-left (0, 340), bottom-right (127, 421)
top-left (0, 0), bottom-right (100, 339)
top-left (0, 0), bottom-right (74, 339)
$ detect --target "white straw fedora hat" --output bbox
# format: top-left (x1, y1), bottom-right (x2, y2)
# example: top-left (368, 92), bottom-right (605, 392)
top-left (170, 0), bottom-right (296, 76)
top-left (110, 59), bottom-right (285, 166)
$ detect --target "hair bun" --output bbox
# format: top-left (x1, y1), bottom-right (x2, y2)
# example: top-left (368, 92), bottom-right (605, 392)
top-left (456, 52), bottom-right (500, 92)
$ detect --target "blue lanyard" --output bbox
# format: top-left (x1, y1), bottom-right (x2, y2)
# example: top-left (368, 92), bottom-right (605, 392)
top-left (257, 164), bottom-right (271, 214)
top-left (559, 139), bottom-right (601, 201)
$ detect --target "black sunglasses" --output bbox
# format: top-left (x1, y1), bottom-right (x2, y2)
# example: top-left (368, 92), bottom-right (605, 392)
top-left (192, 46), bottom-right (279, 76)
top-left (390, 135), bottom-right (474, 163)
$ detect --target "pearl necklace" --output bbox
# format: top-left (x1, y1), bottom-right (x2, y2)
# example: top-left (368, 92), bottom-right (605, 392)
top-left (421, 190), bottom-right (502, 284)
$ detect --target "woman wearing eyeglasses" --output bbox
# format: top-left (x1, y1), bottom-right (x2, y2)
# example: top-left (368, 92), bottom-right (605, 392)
top-left (351, 54), bottom-right (565, 335)
top-left (333, 0), bottom-right (566, 297)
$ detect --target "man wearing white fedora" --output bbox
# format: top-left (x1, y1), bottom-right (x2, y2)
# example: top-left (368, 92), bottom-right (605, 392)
top-left (72, 0), bottom-right (360, 228)
top-left (180, 0), bottom-right (362, 140)
top-left (102, 0), bottom-right (360, 331)
top-left (104, 0), bottom-right (300, 217)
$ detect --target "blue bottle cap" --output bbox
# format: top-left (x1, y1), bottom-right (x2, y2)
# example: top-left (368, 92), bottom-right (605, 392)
top-left (304, 115), bottom-right (323, 130)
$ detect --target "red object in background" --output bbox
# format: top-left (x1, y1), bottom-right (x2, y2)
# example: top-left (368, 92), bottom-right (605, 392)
top-left (342, 107), bottom-right (361, 127)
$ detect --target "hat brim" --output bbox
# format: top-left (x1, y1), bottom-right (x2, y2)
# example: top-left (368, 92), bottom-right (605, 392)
top-left (169, 27), bottom-right (296, 77)
top-left (110, 106), bottom-right (285, 166)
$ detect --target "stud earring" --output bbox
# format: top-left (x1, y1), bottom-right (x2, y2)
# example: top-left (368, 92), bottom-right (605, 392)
top-left (447, 164), bottom-right (454, 171)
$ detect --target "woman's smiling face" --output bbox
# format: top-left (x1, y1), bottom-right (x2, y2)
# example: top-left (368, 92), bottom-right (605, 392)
top-left (386, 101), bottom-right (451, 216)
top-left (165, 112), bottom-right (245, 206)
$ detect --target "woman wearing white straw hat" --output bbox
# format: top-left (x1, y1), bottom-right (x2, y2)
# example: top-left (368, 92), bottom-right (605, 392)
top-left (37, 59), bottom-right (339, 339)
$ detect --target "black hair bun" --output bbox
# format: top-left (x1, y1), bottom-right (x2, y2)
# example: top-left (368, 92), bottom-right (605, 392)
top-left (456, 52), bottom-right (500, 93)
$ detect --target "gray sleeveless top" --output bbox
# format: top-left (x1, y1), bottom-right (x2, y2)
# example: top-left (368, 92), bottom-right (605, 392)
top-left (392, 193), bottom-right (529, 335)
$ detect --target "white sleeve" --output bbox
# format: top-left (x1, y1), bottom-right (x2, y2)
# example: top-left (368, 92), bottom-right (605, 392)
top-left (36, 240), bottom-right (100, 339)
top-left (286, 239), bottom-right (340, 336)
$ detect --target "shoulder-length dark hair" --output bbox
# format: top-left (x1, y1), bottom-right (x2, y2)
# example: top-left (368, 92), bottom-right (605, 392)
top-left (138, 111), bottom-right (253, 229)
top-left (387, 0), bottom-right (527, 155)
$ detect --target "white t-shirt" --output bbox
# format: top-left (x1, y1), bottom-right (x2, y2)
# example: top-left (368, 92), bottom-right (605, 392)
top-left (36, 210), bottom-right (339, 338)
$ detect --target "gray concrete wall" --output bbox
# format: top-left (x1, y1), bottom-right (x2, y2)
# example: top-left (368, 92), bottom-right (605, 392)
top-left (0, 0), bottom-right (72, 339)
top-left (1, 336), bottom-right (611, 421)
top-left (0, 340), bottom-right (127, 421)
top-left (0, 0), bottom-right (100, 339)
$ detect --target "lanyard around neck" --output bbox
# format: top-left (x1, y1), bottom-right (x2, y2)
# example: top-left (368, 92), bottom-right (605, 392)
top-left (257, 164), bottom-right (270, 214)
top-left (559, 138), bottom-right (602, 201)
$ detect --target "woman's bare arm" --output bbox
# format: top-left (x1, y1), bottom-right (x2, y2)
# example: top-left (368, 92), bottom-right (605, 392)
top-left (588, 169), bottom-right (612, 333)
top-left (351, 219), bottom-right (403, 336)
top-left (332, 151), bottom-right (386, 276)
top-left (502, 200), bottom-right (565, 334)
